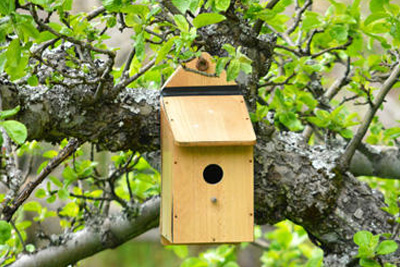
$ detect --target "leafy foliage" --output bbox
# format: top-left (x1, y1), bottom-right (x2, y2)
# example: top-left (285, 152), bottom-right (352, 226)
top-left (0, 0), bottom-right (399, 266)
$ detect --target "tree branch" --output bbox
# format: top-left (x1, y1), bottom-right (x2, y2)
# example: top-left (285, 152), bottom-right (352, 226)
top-left (340, 63), bottom-right (400, 170)
top-left (1, 138), bottom-right (83, 221)
top-left (10, 197), bottom-right (160, 267)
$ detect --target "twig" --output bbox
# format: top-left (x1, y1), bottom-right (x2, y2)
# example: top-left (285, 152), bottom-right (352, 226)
top-left (114, 58), bottom-right (156, 91)
top-left (122, 47), bottom-right (136, 78)
top-left (10, 220), bottom-right (26, 252)
top-left (86, 6), bottom-right (106, 21)
top-left (275, 44), bottom-right (302, 57)
top-left (181, 65), bottom-right (218, 77)
top-left (286, 0), bottom-right (313, 35)
top-left (29, 4), bottom-right (115, 58)
top-left (303, 57), bottom-right (352, 141)
top-left (251, 239), bottom-right (270, 250)
top-left (69, 193), bottom-right (112, 202)
top-left (339, 63), bottom-right (400, 170)
top-left (310, 37), bottom-right (353, 58)
top-left (253, 0), bottom-right (282, 35)
top-left (2, 139), bottom-right (83, 221)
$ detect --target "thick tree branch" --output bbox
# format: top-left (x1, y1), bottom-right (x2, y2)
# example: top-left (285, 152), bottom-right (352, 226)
top-left (350, 144), bottom-right (400, 179)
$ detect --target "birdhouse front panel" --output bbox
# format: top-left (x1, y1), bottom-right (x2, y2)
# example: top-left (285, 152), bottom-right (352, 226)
top-left (171, 145), bottom-right (254, 244)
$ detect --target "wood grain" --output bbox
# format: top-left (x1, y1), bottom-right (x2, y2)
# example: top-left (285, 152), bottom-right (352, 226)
top-left (160, 103), bottom-right (173, 242)
top-left (172, 146), bottom-right (254, 244)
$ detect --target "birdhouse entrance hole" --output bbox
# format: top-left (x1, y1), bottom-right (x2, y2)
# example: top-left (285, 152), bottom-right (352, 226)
top-left (203, 164), bottom-right (223, 184)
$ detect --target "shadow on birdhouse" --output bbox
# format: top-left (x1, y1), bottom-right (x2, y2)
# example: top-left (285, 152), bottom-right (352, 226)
top-left (160, 53), bottom-right (256, 245)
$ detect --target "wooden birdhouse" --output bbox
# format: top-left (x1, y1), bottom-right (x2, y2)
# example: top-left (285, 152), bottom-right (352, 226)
top-left (160, 53), bottom-right (256, 245)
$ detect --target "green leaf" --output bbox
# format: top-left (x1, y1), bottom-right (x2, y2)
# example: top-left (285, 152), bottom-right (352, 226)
top-left (0, 106), bottom-right (20, 120)
top-left (101, 0), bottom-right (122, 12)
top-left (6, 39), bottom-right (21, 69)
top-left (329, 24), bottom-right (348, 42)
top-left (302, 11), bottom-right (324, 31)
top-left (171, 0), bottom-right (189, 13)
top-left (155, 37), bottom-right (177, 64)
top-left (121, 5), bottom-right (150, 17)
top-left (369, 0), bottom-right (388, 13)
top-left (23, 201), bottom-right (42, 213)
top-left (376, 240), bottom-right (398, 255)
top-left (215, 0), bottom-right (230, 12)
top-left (339, 129), bottom-right (353, 139)
top-left (134, 32), bottom-right (145, 61)
top-left (35, 188), bottom-right (47, 198)
top-left (59, 202), bottom-right (79, 217)
top-left (166, 245), bottom-right (188, 259)
top-left (58, 188), bottom-right (70, 200)
top-left (354, 230), bottom-right (373, 247)
top-left (279, 112), bottom-right (304, 131)
top-left (27, 75), bottom-right (39, 86)
top-left (0, 0), bottom-right (15, 15)
top-left (222, 44), bottom-right (236, 55)
top-left (62, 166), bottom-right (77, 182)
top-left (25, 244), bottom-right (35, 253)
top-left (0, 221), bottom-right (11, 244)
top-left (193, 13), bottom-right (226, 28)
top-left (42, 150), bottom-right (58, 159)
top-left (226, 59), bottom-right (240, 81)
top-left (173, 15), bottom-right (189, 32)
top-left (1, 120), bottom-right (28, 144)
top-left (360, 258), bottom-right (380, 267)
top-left (181, 258), bottom-right (208, 267)
top-left (215, 57), bottom-right (229, 76)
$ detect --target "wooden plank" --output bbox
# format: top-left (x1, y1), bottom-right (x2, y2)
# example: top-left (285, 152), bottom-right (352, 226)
top-left (164, 53), bottom-right (236, 88)
top-left (172, 146), bottom-right (254, 244)
top-left (162, 96), bottom-right (256, 146)
top-left (160, 103), bottom-right (173, 242)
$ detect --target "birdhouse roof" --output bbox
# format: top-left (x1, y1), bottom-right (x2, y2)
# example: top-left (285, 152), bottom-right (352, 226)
top-left (160, 53), bottom-right (256, 146)
top-left (162, 94), bottom-right (256, 146)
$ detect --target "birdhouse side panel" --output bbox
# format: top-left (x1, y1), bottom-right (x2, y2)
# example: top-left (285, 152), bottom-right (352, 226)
top-left (172, 146), bottom-right (254, 244)
top-left (160, 103), bottom-right (174, 242)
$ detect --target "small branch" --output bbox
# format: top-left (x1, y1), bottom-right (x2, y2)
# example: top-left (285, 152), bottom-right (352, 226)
top-left (253, 0), bottom-right (282, 35)
top-left (181, 65), bottom-right (218, 77)
top-left (30, 5), bottom-right (115, 58)
top-left (275, 44), bottom-right (302, 57)
top-left (286, 0), bottom-right (313, 35)
top-left (310, 37), bottom-right (353, 58)
top-left (339, 63), bottom-right (400, 170)
top-left (303, 57), bottom-right (351, 141)
top-left (86, 6), bottom-right (106, 21)
top-left (114, 58), bottom-right (156, 91)
top-left (10, 220), bottom-right (26, 252)
top-left (2, 139), bottom-right (83, 222)
top-left (251, 239), bottom-right (270, 250)
top-left (69, 193), bottom-right (112, 202)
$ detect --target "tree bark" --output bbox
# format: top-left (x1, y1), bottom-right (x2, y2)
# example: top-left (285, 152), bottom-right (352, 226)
top-left (10, 197), bottom-right (160, 267)
top-left (2, 78), bottom-right (396, 266)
